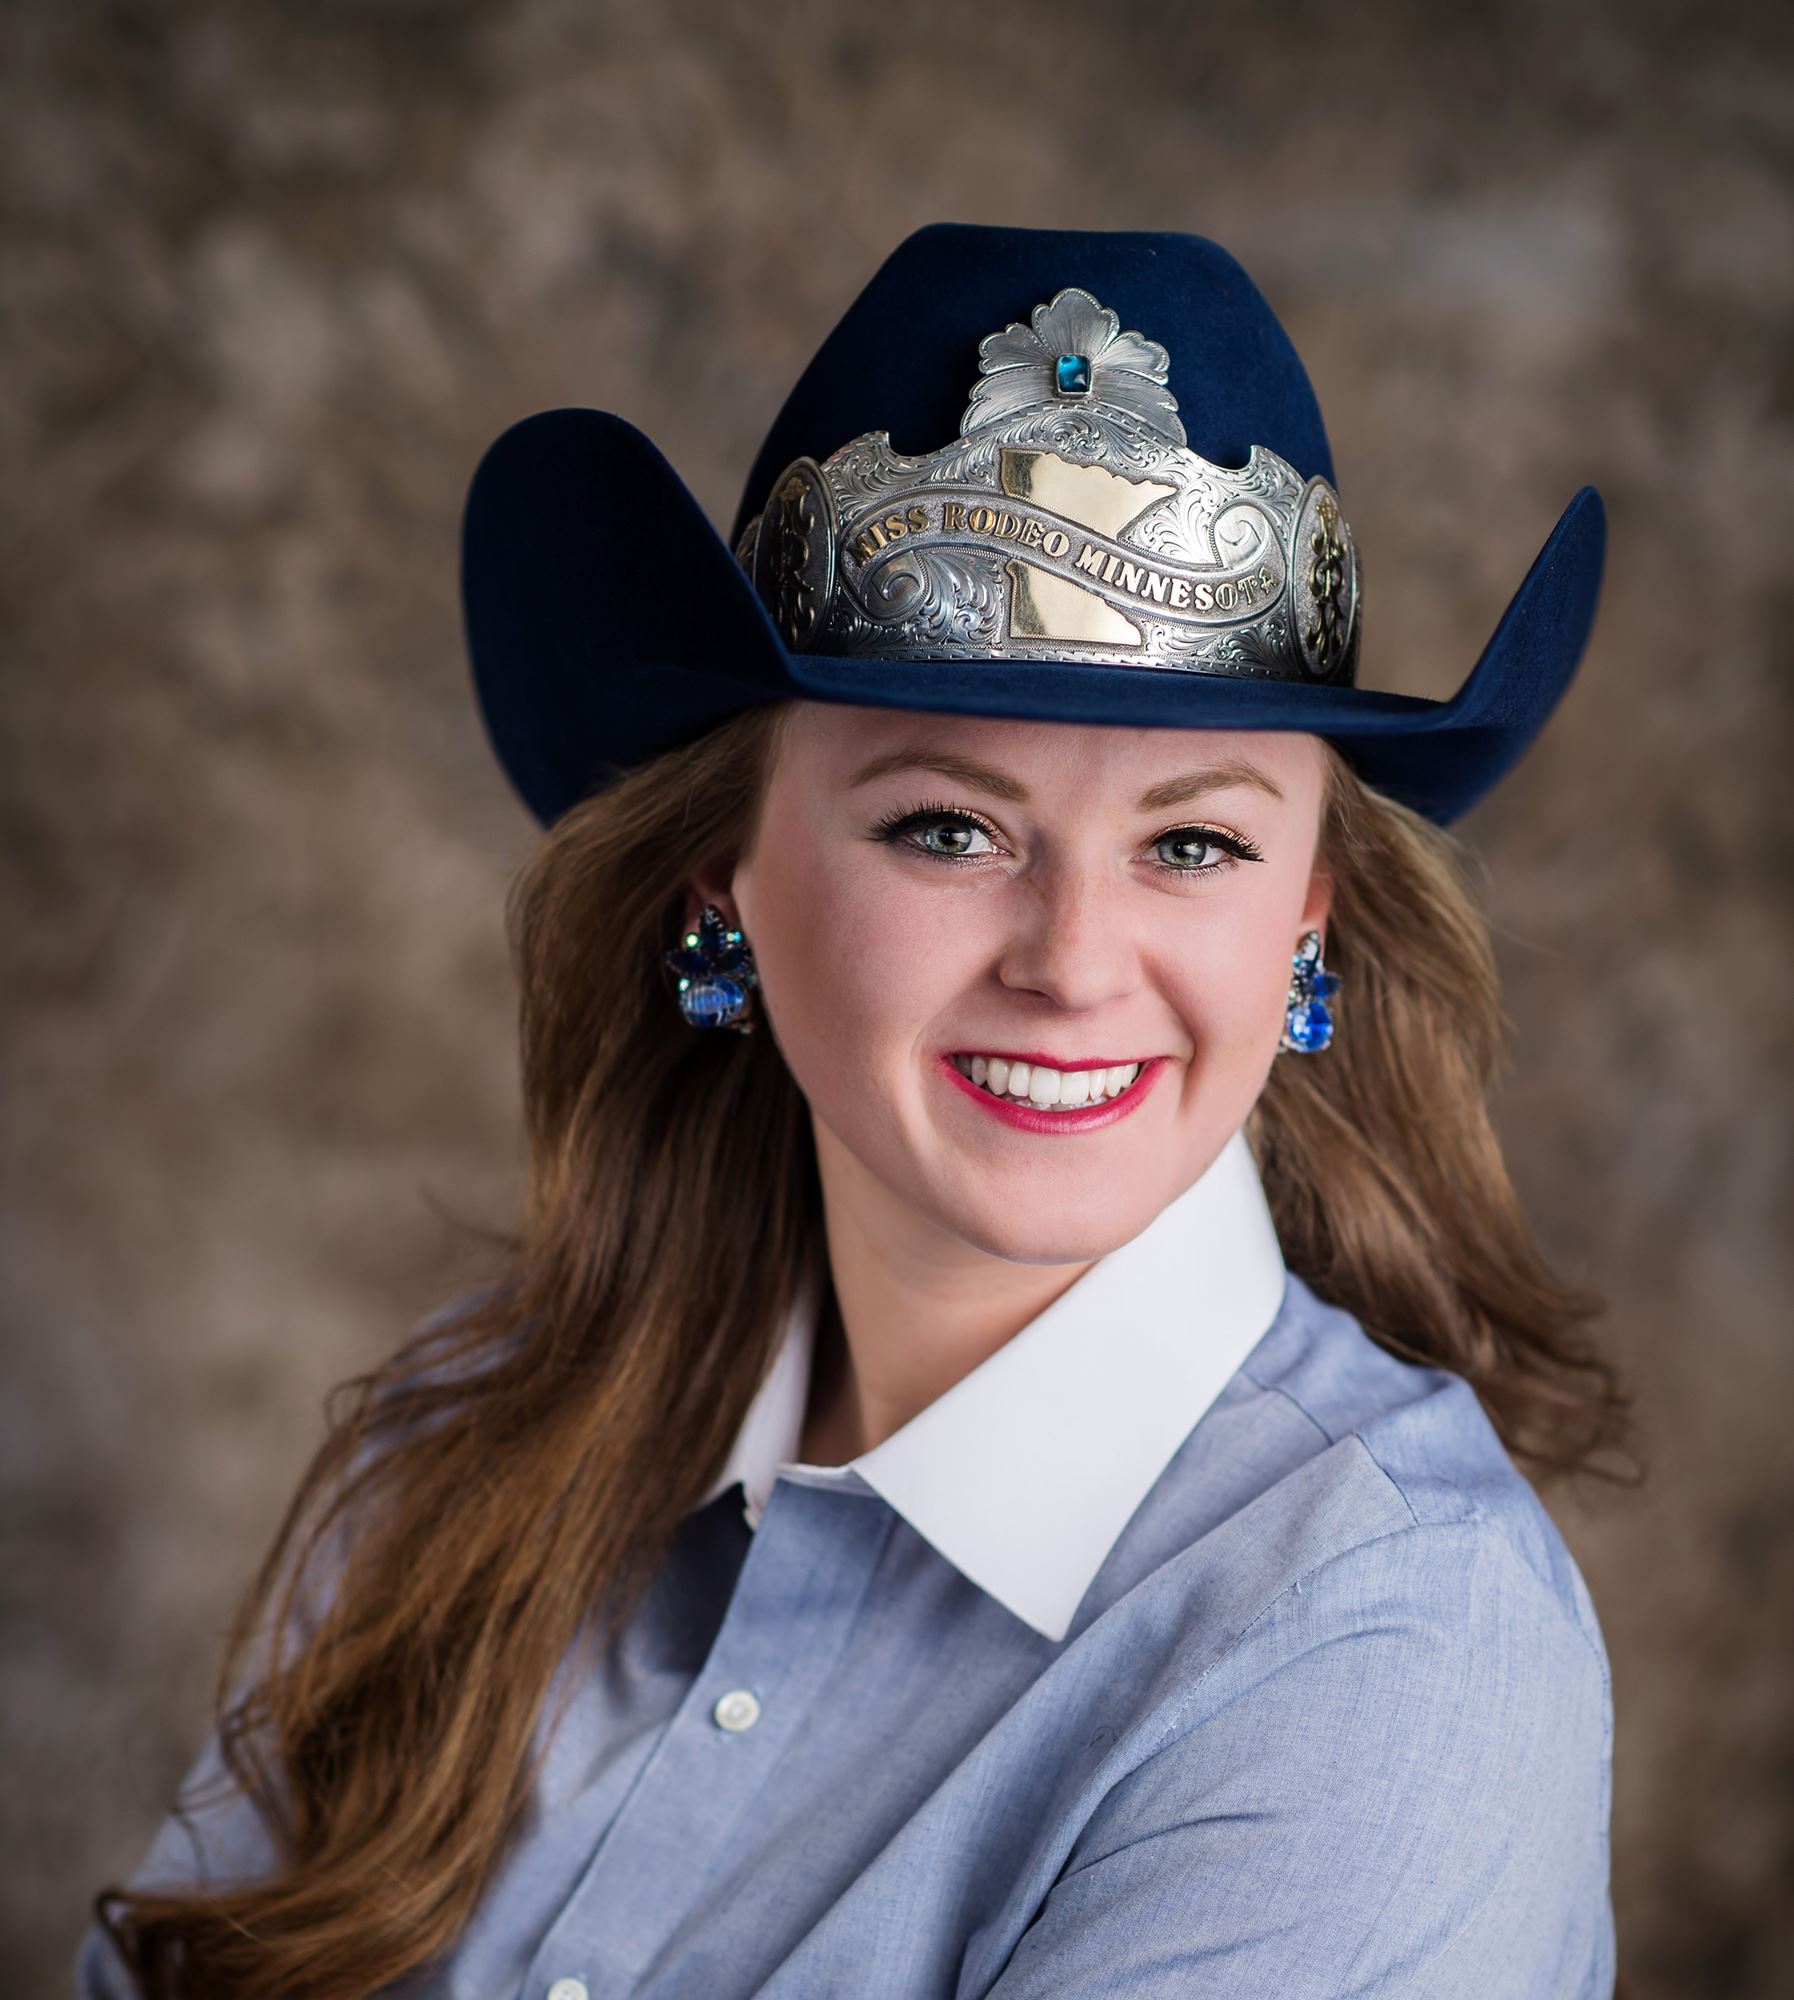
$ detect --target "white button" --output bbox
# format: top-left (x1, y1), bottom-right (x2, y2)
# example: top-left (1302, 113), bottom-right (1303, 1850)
top-left (712, 1687), bottom-right (761, 1732)
top-left (546, 1981), bottom-right (588, 2000)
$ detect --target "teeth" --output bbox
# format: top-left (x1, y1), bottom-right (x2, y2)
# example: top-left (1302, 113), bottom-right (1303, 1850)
top-left (951, 1055), bottom-right (1142, 1110)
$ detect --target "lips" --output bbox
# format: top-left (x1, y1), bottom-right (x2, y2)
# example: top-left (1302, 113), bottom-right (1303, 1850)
top-left (936, 1049), bottom-right (1165, 1135)
top-left (947, 1052), bottom-right (1143, 1112)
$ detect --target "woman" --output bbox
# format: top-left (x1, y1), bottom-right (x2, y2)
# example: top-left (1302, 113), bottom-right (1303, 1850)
top-left (84, 225), bottom-right (1631, 1998)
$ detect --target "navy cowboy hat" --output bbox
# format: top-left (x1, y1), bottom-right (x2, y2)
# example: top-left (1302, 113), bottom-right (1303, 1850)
top-left (461, 223), bottom-right (1605, 828)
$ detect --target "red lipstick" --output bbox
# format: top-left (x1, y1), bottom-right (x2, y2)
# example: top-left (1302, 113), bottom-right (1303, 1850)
top-left (934, 1052), bottom-right (1167, 1135)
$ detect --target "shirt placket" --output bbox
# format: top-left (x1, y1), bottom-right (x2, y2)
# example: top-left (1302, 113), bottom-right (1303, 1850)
top-left (518, 1478), bottom-right (895, 2000)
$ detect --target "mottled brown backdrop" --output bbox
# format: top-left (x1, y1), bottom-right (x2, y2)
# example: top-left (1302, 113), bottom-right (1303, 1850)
top-left (4, 1), bottom-right (1791, 1992)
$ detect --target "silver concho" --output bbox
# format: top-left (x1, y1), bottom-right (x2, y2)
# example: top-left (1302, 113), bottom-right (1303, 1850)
top-left (747, 456), bottom-right (836, 650)
top-left (1289, 475), bottom-right (1360, 681)
top-left (740, 287), bottom-right (1360, 685)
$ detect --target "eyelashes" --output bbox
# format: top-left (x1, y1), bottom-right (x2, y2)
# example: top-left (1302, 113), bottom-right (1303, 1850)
top-left (866, 800), bottom-right (1267, 875)
top-left (867, 800), bottom-right (1003, 859)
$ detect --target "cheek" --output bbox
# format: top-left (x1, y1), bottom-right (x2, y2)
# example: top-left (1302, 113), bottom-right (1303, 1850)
top-left (1162, 885), bottom-right (1304, 1088)
top-left (746, 841), bottom-right (973, 1108)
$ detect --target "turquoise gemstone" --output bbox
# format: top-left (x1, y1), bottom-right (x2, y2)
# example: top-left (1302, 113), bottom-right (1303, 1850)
top-left (1054, 352), bottom-right (1092, 395)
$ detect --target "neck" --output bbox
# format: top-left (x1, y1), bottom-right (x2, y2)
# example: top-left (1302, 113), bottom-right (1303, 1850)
top-left (800, 1126), bottom-right (1095, 1467)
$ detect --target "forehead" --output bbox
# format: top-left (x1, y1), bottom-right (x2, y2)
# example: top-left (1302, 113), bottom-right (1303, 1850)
top-left (770, 702), bottom-right (1326, 803)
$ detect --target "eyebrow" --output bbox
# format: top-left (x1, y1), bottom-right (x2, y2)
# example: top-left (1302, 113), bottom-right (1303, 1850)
top-left (846, 748), bottom-right (1285, 810)
top-left (847, 749), bottom-right (1030, 800)
top-left (1134, 761), bottom-right (1285, 810)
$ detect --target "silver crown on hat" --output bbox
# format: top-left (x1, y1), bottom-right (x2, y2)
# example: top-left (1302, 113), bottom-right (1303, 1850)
top-left (734, 286), bottom-right (1360, 682)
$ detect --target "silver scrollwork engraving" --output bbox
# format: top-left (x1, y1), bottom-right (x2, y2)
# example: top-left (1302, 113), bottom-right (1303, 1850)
top-left (737, 288), bottom-right (1359, 684)
top-left (749, 456), bottom-right (836, 650)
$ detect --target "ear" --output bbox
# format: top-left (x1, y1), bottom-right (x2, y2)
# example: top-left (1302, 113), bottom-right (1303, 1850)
top-left (1298, 856), bottom-right (1334, 941)
top-left (683, 853), bottom-right (741, 931)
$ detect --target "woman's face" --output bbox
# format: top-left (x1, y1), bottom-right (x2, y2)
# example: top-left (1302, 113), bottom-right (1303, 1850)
top-left (717, 704), bottom-right (1332, 1266)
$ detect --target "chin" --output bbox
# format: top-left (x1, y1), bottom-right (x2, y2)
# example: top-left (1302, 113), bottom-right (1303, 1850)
top-left (923, 1173), bottom-right (1175, 1268)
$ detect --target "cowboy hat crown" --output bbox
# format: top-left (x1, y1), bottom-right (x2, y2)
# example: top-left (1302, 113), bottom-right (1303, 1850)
top-left (463, 223), bottom-right (1604, 827)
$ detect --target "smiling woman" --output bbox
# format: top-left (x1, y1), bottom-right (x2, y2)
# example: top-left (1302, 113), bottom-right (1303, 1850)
top-left (84, 227), bottom-right (1631, 2000)
top-left (715, 714), bottom-right (1331, 1284)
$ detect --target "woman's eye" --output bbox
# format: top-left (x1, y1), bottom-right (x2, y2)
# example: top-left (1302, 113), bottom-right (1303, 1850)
top-left (872, 808), bottom-right (1258, 872)
top-left (911, 814), bottom-right (996, 858)
top-left (868, 803), bottom-right (1006, 864)
top-left (1151, 827), bottom-right (1237, 870)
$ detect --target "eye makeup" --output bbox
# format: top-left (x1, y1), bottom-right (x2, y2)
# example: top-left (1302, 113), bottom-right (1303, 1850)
top-left (867, 800), bottom-right (1002, 861)
top-left (866, 801), bottom-right (1266, 877)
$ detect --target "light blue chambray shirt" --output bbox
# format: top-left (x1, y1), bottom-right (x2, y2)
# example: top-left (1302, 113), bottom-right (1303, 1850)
top-left (78, 1128), bottom-right (1616, 1998)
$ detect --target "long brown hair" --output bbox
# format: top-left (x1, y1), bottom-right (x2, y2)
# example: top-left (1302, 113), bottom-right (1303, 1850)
top-left (98, 703), bottom-right (1637, 1995)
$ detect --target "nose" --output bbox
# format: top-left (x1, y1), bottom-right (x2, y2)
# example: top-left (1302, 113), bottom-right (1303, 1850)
top-left (992, 855), bottom-right (1143, 1016)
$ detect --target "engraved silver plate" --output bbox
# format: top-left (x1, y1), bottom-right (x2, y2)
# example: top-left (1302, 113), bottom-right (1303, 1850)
top-left (749, 456), bottom-right (836, 649)
top-left (735, 286), bottom-right (1361, 683)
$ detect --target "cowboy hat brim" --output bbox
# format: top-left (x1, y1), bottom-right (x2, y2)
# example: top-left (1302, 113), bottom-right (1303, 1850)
top-left (462, 407), bottom-right (1605, 830)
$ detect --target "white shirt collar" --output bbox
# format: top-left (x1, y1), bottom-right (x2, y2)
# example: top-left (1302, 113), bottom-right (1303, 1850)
top-left (697, 1125), bottom-right (1288, 1643)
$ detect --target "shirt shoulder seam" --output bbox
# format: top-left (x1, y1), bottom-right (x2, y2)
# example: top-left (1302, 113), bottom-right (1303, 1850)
top-left (1213, 1350), bottom-right (1610, 1717)
top-left (1233, 1357), bottom-right (1430, 1531)
top-left (1157, 1493), bottom-right (1608, 1778)
top-left (1235, 1357), bottom-right (1342, 1450)
top-left (1149, 1502), bottom-right (1439, 1752)
top-left (1353, 1425), bottom-right (1615, 1695)
top-left (1147, 1484), bottom-right (1618, 1765)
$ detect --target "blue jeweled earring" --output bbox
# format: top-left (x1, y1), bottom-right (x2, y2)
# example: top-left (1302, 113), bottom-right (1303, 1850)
top-left (665, 903), bottom-right (759, 1032)
top-left (1279, 929), bottom-right (1340, 1054)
